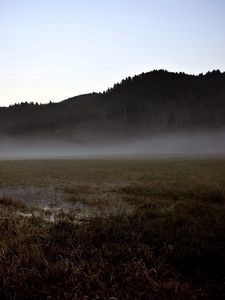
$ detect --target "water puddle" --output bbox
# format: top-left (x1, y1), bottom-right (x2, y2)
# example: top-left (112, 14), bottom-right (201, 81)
top-left (0, 185), bottom-right (133, 222)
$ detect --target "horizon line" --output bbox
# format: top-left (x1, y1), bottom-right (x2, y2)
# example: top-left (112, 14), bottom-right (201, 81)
top-left (1, 68), bottom-right (224, 109)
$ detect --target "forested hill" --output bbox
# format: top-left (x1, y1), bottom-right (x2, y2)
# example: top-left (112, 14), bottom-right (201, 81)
top-left (1, 70), bottom-right (225, 142)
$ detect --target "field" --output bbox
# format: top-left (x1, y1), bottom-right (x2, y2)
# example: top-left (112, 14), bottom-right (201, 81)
top-left (0, 155), bottom-right (225, 299)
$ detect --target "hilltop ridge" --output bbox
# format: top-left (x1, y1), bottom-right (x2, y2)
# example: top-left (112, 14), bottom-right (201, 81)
top-left (0, 70), bottom-right (225, 142)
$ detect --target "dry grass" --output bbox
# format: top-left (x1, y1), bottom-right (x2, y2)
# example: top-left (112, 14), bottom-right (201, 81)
top-left (0, 155), bottom-right (225, 299)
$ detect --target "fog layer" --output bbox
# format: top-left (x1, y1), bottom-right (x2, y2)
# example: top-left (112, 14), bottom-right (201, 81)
top-left (0, 130), bottom-right (225, 159)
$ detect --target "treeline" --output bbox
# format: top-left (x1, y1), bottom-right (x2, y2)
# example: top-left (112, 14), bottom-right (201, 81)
top-left (0, 70), bottom-right (225, 141)
top-left (102, 69), bottom-right (225, 133)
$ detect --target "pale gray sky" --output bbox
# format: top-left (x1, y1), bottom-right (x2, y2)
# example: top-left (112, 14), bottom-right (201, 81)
top-left (1, 0), bottom-right (225, 106)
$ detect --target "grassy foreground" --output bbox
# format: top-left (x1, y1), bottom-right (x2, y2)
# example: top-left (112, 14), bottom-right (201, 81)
top-left (0, 156), bottom-right (225, 299)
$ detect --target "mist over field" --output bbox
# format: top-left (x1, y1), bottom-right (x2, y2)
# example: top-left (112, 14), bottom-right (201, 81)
top-left (0, 130), bottom-right (225, 159)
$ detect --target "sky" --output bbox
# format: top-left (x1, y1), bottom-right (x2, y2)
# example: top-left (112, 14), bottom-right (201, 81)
top-left (0, 0), bottom-right (225, 107)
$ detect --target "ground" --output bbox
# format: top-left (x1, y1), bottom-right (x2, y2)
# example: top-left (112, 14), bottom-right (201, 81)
top-left (0, 155), bottom-right (225, 299)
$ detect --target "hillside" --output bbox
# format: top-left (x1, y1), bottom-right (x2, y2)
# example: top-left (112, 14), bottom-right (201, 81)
top-left (0, 70), bottom-right (225, 143)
